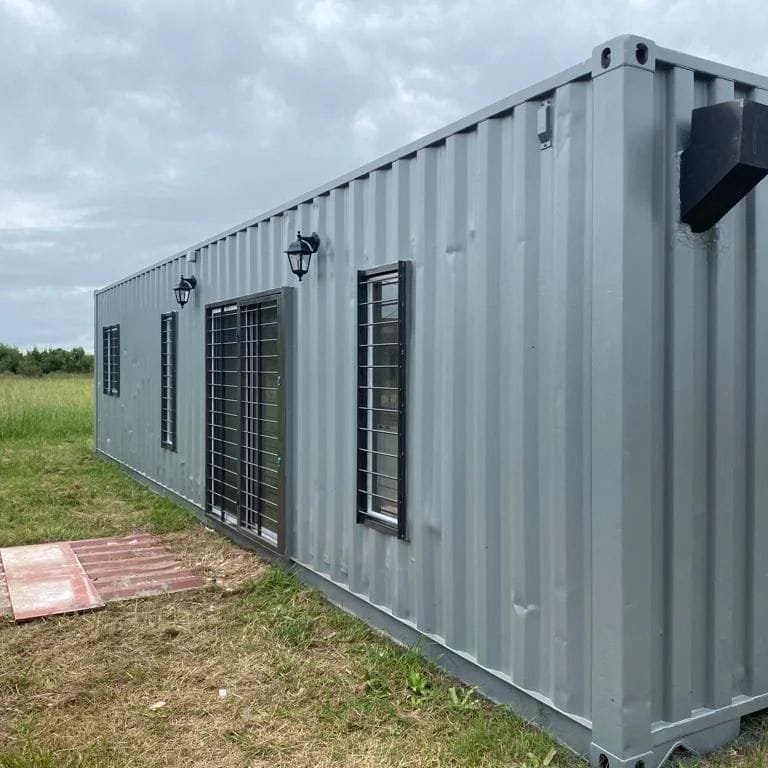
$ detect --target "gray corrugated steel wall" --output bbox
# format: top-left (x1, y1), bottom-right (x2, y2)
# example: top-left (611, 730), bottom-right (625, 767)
top-left (649, 68), bottom-right (768, 727)
top-left (96, 77), bottom-right (596, 725)
top-left (292, 83), bottom-right (595, 720)
top-left (95, 36), bottom-right (768, 764)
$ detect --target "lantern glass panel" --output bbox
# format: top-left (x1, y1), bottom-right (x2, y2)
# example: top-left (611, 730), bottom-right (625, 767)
top-left (174, 284), bottom-right (190, 306)
top-left (288, 251), bottom-right (303, 275)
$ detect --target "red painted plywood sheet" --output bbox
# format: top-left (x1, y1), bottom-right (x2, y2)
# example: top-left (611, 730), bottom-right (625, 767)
top-left (0, 543), bottom-right (104, 622)
top-left (70, 535), bottom-right (205, 602)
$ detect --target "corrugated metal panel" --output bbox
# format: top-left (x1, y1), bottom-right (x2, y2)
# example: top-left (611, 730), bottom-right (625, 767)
top-left (96, 75), bottom-right (595, 725)
top-left (649, 66), bottom-right (768, 728)
top-left (70, 534), bottom-right (205, 601)
top-left (0, 542), bottom-right (105, 621)
top-left (95, 35), bottom-right (768, 766)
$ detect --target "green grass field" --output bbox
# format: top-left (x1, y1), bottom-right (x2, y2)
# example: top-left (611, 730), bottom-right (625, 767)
top-left (0, 374), bottom-right (191, 546)
top-left (1, 375), bottom-right (767, 767)
top-left (0, 374), bottom-right (92, 440)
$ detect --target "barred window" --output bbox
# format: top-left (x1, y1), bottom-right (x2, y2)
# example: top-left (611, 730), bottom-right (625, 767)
top-left (102, 325), bottom-right (120, 396)
top-left (357, 262), bottom-right (408, 539)
top-left (161, 312), bottom-right (177, 450)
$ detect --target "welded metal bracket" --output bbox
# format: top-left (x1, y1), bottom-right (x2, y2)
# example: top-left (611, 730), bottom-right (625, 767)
top-left (537, 99), bottom-right (552, 149)
top-left (680, 99), bottom-right (768, 232)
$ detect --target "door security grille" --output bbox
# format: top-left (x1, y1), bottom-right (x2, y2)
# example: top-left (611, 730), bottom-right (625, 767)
top-left (206, 291), bottom-right (286, 552)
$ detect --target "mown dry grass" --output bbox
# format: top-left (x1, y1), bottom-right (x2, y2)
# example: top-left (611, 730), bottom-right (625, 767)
top-left (0, 565), bottom-right (575, 768)
top-left (3, 377), bottom-right (768, 767)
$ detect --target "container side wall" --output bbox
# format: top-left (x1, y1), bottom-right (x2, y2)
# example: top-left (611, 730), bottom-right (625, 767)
top-left (651, 65), bottom-right (768, 736)
top-left (96, 257), bottom-right (205, 507)
top-left (94, 77), bottom-right (595, 724)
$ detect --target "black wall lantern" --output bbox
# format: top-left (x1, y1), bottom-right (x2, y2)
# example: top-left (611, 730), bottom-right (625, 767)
top-left (173, 275), bottom-right (197, 308)
top-left (285, 231), bottom-right (320, 281)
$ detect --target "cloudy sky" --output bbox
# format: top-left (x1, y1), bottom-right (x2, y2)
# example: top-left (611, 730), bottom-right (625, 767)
top-left (1, 0), bottom-right (767, 351)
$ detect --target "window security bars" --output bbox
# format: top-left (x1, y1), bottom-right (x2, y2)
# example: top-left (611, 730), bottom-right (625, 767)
top-left (160, 312), bottom-right (177, 450)
top-left (357, 262), bottom-right (408, 539)
top-left (207, 304), bottom-right (240, 524)
top-left (102, 324), bottom-right (120, 396)
top-left (240, 299), bottom-right (281, 544)
top-left (206, 292), bottom-right (284, 551)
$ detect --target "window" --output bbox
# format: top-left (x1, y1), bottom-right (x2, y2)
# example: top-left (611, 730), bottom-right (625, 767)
top-left (102, 324), bottom-right (120, 396)
top-left (357, 262), bottom-right (408, 538)
top-left (161, 312), bottom-right (177, 450)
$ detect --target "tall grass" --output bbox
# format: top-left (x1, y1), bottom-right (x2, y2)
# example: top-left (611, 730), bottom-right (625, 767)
top-left (0, 373), bottom-right (192, 545)
top-left (0, 374), bottom-right (92, 440)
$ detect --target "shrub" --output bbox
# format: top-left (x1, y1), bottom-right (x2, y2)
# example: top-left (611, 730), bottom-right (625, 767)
top-left (0, 344), bottom-right (93, 376)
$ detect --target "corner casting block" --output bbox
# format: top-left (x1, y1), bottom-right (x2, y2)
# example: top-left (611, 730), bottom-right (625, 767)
top-left (591, 34), bottom-right (656, 77)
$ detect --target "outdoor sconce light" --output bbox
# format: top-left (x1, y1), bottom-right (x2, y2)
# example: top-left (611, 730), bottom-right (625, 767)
top-left (285, 231), bottom-right (320, 281)
top-left (173, 275), bottom-right (197, 308)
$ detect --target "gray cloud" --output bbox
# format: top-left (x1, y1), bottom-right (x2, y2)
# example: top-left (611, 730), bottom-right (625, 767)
top-left (1, 0), bottom-right (767, 350)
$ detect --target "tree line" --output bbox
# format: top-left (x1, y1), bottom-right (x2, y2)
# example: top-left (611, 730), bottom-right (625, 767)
top-left (0, 344), bottom-right (93, 376)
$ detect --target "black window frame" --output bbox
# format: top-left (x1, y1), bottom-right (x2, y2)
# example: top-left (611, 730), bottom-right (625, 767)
top-left (160, 312), bottom-right (178, 451)
top-left (102, 324), bottom-right (120, 397)
top-left (204, 288), bottom-right (289, 555)
top-left (356, 261), bottom-right (408, 540)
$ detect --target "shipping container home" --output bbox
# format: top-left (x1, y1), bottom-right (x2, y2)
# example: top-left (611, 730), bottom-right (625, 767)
top-left (94, 34), bottom-right (768, 768)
